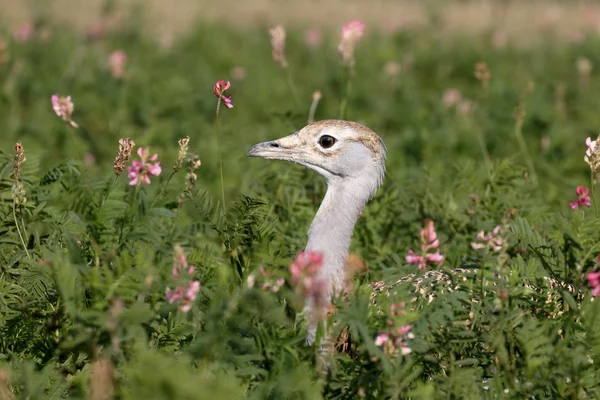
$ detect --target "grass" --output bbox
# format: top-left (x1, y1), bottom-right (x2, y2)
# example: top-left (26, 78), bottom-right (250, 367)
top-left (1, 3), bottom-right (600, 399)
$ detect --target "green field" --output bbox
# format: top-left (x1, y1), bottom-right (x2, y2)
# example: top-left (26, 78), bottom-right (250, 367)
top-left (1, 3), bottom-right (600, 399)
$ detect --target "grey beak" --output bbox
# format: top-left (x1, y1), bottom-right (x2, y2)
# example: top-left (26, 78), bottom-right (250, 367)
top-left (246, 141), bottom-right (284, 158)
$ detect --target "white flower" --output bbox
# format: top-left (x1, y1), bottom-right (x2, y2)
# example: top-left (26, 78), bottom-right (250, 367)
top-left (585, 136), bottom-right (600, 172)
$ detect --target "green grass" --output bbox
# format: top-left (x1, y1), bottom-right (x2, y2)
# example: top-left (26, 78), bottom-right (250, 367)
top-left (1, 11), bottom-right (600, 400)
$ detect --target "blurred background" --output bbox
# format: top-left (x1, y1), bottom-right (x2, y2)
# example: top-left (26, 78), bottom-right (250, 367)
top-left (1, 0), bottom-right (598, 43)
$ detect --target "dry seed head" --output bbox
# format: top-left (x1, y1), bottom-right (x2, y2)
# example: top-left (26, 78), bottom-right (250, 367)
top-left (12, 143), bottom-right (27, 206)
top-left (113, 137), bottom-right (135, 176)
top-left (269, 25), bottom-right (288, 69)
top-left (178, 153), bottom-right (202, 205)
top-left (474, 62), bottom-right (491, 86)
top-left (12, 142), bottom-right (26, 184)
top-left (174, 136), bottom-right (190, 172)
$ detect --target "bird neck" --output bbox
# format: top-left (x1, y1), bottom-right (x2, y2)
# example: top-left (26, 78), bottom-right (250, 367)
top-left (305, 174), bottom-right (374, 295)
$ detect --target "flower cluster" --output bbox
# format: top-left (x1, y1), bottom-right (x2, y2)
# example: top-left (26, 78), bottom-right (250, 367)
top-left (165, 245), bottom-right (201, 312)
top-left (585, 136), bottom-right (600, 173)
top-left (471, 225), bottom-right (505, 252)
top-left (269, 25), bottom-right (288, 68)
top-left (405, 220), bottom-right (444, 270)
top-left (247, 266), bottom-right (285, 293)
top-left (338, 20), bottom-right (365, 68)
top-left (51, 94), bottom-right (78, 128)
top-left (289, 251), bottom-right (327, 309)
top-left (127, 147), bottom-right (162, 186)
top-left (374, 302), bottom-right (414, 356)
top-left (213, 79), bottom-right (233, 113)
top-left (570, 186), bottom-right (591, 209)
top-left (109, 50), bottom-right (127, 78)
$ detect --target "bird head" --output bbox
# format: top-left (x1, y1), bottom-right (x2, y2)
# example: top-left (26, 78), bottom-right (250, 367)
top-left (247, 120), bottom-right (386, 194)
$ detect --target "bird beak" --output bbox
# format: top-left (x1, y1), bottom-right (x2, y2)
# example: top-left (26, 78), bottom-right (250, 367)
top-left (246, 136), bottom-right (303, 161)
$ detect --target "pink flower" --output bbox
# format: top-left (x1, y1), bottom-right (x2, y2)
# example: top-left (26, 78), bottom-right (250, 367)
top-left (338, 20), bottom-right (365, 68)
top-left (13, 22), bottom-right (34, 42)
top-left (109, 50), bottom-right (127, 78)
top-left (374, 333), bottom-right (389, 346)
top-left (127, 147), bottom-right (162, 186)
top-left (375, 307), bottom-right (414, 356)
top-left (51, 94), bottom-right (78, 128)
top-left (289, 251), bottom-right (327, 307)
top-left (172, 245), bottom-right (195, 279)
top-left (570, 186), bottom-right (591, 210)
top-left (290, 251), bottom-right (323, 286)
top-left (471, 225), bottom-right (505, 252)
top-left (166, 281), bottom-right (200, 312)
top-left (304, 27), bottom-right (322, 48)
top-left (213, 79), bottom-right (233, 112)
top-left (166, 245), bottom-right (200, 312)
top-left (396, 325), bottom-right (413, 336)
top-left (588, 270), bottom-right (600, 297)
top-left (406, 220), bottom-right (444, 270)
top-left (442, 89), bottom-right (462, 108)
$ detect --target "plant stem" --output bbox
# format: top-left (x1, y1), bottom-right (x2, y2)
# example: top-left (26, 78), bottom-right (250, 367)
top-left (514, 118), bottom-right (538, 186)
top-left (215, 107), bottom-right (226, 213)
top-left (590, 170), bottom-right (598, 219)
top-left (474, 124), bottom-right (493, 173)
top-left (285, 69), bottom-right (300, 108)
top-left (150, 172), bottom-right (175, 209)
top-left (13, 205), bottom-right (31, 260)
top-left (339, 68), bottom-right (353, 120)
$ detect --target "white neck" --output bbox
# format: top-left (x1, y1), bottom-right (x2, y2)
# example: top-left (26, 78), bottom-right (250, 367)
top-left (305, 172), bottom-right (376, 297)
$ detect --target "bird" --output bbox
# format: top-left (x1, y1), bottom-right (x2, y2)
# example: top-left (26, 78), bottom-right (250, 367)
top-left (247, 119), bottom-right (581, 346)
top-left (247, 119), bottom-right (386, 344)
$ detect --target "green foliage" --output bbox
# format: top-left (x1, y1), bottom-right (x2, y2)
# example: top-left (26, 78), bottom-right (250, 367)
top-left (1, 6), bottom-right (600, 399)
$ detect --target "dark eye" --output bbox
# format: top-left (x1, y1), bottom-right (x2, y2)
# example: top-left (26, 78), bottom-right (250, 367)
top-left (319, 135), bottom-right (336, 149)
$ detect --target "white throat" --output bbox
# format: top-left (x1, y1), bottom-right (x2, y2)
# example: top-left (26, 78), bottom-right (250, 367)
top-left (305, 172), bottom-right (379, 296)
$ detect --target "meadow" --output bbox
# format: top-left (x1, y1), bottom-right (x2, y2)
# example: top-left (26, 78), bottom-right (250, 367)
top-left (1, 3), bottom-right (600, 399)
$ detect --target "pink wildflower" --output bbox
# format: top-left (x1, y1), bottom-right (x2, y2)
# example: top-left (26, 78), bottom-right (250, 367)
top-left (213, 79), bottom-right (233, 113)
top-left (374, 305), bottom-right (414, 356)
top-left (570, 186), bottom-right (591, 210)
top-left (471, 225), bottom-right (505, 252)
top-left (338, 20), bottom-right (365, 68)
top-left (166, 245), bottom-right (200, 312)
top-left (127, 147), bottom-right (162, 186)
top-left (442, 88), bottom-right (462, 108)
top-left (172, 245), bottom-right (195, 279)
top-left (374, 333), bottom-right (389, 346)
top-left (289, 251), bottom-right (327, 307)
top-left (109, 50), bottom-right (127, 78)
top-left (51, 95), bottom-right (78, 128)
top-left (269, 26), bottom-right (288, 68)
top-left (304, 27), bottom-right (323, 48)
top-left (588, 270), bottom-right (600, 297)
top-left (406, 220), bottom-right (444, 270)
top-left (13, 22), bottom-right (34, 42)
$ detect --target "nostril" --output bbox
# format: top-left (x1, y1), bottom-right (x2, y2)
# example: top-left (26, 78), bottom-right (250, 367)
top-left (269, 142), bottom-right (280, 148)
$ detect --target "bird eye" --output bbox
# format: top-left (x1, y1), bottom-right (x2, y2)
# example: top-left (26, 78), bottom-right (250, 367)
top-left (318, 135), bottom-right (336, 149)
